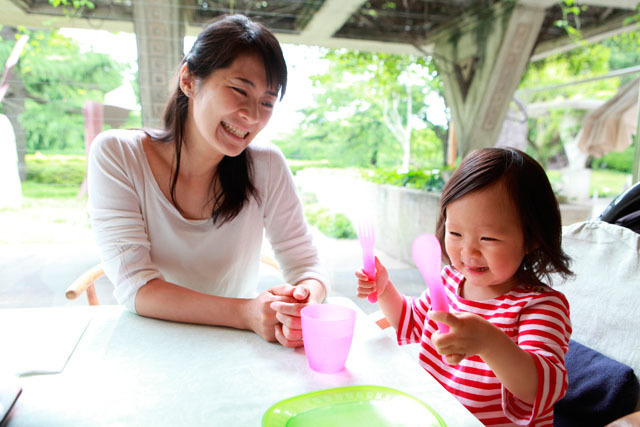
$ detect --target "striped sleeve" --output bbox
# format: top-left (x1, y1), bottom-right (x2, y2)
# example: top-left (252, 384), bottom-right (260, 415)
top-left (503, 290), bottom-right (572, 424)
top-left (397, 266), bottom-right (461, 346)
top-left (397, 292), bottom-right (430, 345)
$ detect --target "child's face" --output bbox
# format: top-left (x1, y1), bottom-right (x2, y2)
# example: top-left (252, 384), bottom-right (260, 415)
top-left (444, 181), bottom-right (527, 300)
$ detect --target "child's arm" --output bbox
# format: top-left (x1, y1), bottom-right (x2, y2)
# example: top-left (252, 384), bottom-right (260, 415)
top-left (428, 311), bottom-right (538, 403)
top-left (355, 257), bottom-right (405, 329)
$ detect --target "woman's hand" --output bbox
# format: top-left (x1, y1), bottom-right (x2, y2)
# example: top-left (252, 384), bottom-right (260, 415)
top-left (244, 289), bottom-right (297, 343)
top-left (269, 280), bottom-right (325, 348)
top-left (355, 257), bottom-right (389, 299)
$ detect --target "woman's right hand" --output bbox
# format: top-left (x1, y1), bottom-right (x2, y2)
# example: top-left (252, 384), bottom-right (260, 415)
top-left (355, 256), bottom-right (389, 299)
top-left (244, 289), bottom-right (297, 343)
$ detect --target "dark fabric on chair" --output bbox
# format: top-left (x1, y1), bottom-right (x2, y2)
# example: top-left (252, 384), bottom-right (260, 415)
top-left (554, 339), bottom-right (639, 427)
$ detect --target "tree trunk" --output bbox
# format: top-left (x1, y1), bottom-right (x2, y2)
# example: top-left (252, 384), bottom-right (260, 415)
top-left (1, 26), bottom-right (27, 181)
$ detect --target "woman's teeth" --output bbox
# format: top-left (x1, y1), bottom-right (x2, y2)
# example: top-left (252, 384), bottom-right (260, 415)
top-left (222, 121), bottom-right (248, 138)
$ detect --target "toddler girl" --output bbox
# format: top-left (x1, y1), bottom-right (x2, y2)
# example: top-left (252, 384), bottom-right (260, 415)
top-left (356, 147), bottom-right (573, 426)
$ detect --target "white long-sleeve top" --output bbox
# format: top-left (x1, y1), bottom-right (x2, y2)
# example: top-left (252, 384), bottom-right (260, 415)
top-left (87, 129), bottom-right (328, 312)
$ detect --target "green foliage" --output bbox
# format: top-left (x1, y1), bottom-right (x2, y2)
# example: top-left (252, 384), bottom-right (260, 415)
top-left (519, 30), bottom-right (640, 168)
top-left (0, 29), bottom-right (125, 152)
top-left (25, 153), bottom-right (86, 186)
top-left (274, 48), bottom-right (446, 170)
top-left (304, 204), bottom-right (357, 239)
top-left (287, 159), bottom-right (330, 175)
top-left (363, 168), bottom-right (445, 192)
top-left (591, 144), bottom-right (636, 173)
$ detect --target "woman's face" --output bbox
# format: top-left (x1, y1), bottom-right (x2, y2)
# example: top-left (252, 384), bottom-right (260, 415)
top-left (444, 181), bottom-right (527, 299)
top-left (181, 52), bottom-right (278, 160)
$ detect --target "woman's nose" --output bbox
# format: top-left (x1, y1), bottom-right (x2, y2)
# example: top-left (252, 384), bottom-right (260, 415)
top-left (239, 102), bottom-right (259, 124)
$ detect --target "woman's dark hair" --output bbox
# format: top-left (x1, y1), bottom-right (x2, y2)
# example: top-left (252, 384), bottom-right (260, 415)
top-left (147, 14), bottom-right (287, 225)
top-left (435, 147), bottom-right (573, 287)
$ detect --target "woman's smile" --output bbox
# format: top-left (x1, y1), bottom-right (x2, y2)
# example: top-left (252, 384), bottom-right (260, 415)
top-left (221, 121), bottom-right (249, 139)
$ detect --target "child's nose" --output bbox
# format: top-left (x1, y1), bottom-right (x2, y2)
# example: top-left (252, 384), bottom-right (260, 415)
top-left (461, 242), bottom-right (481, 260)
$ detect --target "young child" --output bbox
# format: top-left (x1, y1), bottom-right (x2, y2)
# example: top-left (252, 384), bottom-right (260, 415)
top-left (356, 147), bottom-right (573, 426)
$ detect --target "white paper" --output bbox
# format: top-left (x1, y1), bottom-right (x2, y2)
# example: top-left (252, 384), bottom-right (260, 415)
top-left (0, 308), bottom-right (90, 376)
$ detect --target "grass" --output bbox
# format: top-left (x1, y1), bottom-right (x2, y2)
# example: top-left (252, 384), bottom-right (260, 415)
top-left (21, 182), bottom-right (83, 199)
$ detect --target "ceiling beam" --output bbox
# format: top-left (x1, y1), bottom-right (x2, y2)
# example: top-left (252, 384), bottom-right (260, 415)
top-left (1, 0), bottom-right (134, 32)
top-left (531, 13), bottom-right (640, 62)
top-left (300, 0), bottom-right (366, 39)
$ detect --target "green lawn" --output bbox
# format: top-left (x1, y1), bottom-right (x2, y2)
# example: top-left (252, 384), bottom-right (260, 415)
top-left (547, 168), bottom-right (630, 198)
top-left (21, 182), bottom-right (83, 199)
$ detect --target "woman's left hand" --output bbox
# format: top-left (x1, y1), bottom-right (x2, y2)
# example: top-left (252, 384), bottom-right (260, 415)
top-left (269, 280), bottom-right (324, 348)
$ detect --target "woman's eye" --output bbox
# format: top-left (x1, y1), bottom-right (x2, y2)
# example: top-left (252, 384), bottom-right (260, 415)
top-left (481, 237), bottom-right (497, 241)
top-left (262, 101), bottom-right (274, 109)
top-left (232, 87), bottom-right (247, 96)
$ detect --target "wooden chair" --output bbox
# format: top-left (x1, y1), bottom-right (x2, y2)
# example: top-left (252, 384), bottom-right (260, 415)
top-left (65, 254), bottom-right (281, 306)
top-left (65, 264), bottom-right (104, 306)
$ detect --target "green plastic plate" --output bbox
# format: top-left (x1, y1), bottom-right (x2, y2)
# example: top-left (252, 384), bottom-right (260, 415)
top-left (262, 385), bottom-right (446, 427)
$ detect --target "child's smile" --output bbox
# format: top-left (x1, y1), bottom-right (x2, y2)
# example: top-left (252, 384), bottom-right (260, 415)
top-left (444, 179), bottom-right (527, 300)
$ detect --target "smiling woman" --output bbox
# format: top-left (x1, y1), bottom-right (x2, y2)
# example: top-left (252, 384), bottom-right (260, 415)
top-left (86, 14), bottom-right (328, 348)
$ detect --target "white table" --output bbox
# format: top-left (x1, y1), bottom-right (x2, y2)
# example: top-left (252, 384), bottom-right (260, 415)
top-left (2, 298), bottom-right (481, 426)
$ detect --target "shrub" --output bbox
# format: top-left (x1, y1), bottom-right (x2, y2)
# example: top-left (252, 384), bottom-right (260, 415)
top-left (364, 168), bottom-right (445, 192)
top-left (591, 144), bottom-right (635, 173)
top-left (25, 153), bottom-right (86, 186)
top-left (304, 204), bottom-right (357, 239)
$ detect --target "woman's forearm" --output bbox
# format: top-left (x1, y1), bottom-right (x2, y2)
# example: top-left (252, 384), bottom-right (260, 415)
top-left (134, 279), bottom-right (251, 330)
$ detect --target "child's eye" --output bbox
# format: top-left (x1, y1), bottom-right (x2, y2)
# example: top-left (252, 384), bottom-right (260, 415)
top-left (448, 231), bottom-right (461, 237)
top-left (481, 236), bottom-right (497, 241)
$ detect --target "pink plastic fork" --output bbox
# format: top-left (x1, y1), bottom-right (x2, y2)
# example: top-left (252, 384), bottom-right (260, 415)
top-left (357, 220), bottom-right (377, 303)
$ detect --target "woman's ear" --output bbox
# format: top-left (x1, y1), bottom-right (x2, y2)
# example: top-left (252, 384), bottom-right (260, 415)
top-left (179, 63), bottom-right (194, 97)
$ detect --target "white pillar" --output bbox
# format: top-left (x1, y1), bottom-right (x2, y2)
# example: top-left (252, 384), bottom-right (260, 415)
top-left (0, 114), bottom-right (22, 208)
top-left (133, 0), bottom-right (184, 129)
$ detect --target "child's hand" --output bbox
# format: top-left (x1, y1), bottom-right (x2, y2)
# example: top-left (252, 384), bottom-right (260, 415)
top-left (355, 256), bottom-right (389, 299)
top-left (247, 288), bottom-right (297, 344)
top-left (269, 283), bottom-right (316, 348)
top-left (428, 310), bottom-right (497, 365)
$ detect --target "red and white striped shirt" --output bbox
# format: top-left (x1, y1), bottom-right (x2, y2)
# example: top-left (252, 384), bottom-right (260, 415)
top-left (397, 265), bottom-right (571, 426)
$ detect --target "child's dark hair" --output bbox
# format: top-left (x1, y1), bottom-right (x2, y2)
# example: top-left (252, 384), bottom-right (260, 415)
top-left (435, 147), bottom-right (573, 287)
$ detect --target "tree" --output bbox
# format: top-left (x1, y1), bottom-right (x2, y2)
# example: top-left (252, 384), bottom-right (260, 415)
top-left (0, 26), bottom-right (124, 165)
top-left (274, 48), bottom-right (446, 171)
top-left (517, 31), bottom-right (637, 167)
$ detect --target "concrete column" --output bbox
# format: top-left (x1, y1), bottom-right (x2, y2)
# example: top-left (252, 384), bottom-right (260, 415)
top-left (434, 3), bottom-right (545, 157)
top-left (133, 0), bottom-right (184, 129)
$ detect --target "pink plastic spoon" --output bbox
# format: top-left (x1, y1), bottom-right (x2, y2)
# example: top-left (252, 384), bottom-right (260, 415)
top-left (412, 234), bottom-right (449, 333)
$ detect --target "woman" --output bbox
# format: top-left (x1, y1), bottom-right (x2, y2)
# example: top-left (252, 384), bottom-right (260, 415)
top-left (88, 14), bottom-right (328, 348)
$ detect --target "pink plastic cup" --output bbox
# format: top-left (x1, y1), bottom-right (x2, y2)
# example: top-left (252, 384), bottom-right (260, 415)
top-left (301, 304), bottom-right (356, 374)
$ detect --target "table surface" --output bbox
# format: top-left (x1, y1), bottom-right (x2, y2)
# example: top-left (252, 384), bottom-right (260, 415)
top-left (2, 298), bottom-right (482, 426)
